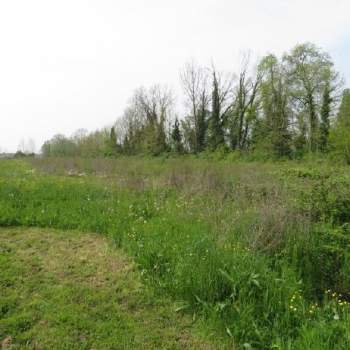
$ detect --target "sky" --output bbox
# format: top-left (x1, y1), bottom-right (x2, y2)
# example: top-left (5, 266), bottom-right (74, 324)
top-left (0, 0), bottom-right (349, 152)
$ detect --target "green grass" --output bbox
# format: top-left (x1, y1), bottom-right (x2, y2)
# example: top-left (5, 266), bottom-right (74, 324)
top-left (1, 158), bottom-right (350, 349)
top-left (0, 227), bottom-right (217, 349)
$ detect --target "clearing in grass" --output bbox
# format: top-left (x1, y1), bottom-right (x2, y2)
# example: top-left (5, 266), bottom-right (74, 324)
top-left (0, 227), bottom-right (218, 350)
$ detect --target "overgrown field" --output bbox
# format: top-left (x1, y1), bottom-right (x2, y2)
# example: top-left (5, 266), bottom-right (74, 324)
top-left (1, 157), bottom-right (350, 349)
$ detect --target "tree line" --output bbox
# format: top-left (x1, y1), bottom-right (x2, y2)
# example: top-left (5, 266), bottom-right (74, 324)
top-left (42, 42), bottom-right (350, 162)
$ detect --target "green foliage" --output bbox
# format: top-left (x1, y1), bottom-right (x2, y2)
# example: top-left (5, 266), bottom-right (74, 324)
top-left (34, 42), bottom-right (349, 162)
top-left (41, 129), bottom-right (114, 158)
top-left (283, 43), bottom-right (338, 153)
top-left (330, 89), bottom-right (350, 163)
top-left (319, 82), bottom-right (332, 152)
top-left (2, 159), bottom-right (350, 349)
top-left (299, 176), bottom-right (350, 225)
top-left (290, 224), bottom-right (350, 298)
top-left (207, 71), bottom-right (225, 150)
top-left (257, 54), bottom-right (292, 158)
top-left (41, 134), bottom-right (78, 157)
top-left (37, 42), bottom-right (349, 162)
top-left (171, 118), bottom-right (184, 154)
top-left (104, 126), bottom-right (120, 156)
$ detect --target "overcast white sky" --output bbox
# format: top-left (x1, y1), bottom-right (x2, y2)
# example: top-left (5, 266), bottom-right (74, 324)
top-left (0, 0), bottom-right (349, 152)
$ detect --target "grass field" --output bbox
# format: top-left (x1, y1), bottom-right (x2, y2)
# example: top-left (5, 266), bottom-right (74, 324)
top-left (0, 227), bottom-right (217, 350)
top-left (1, 157), bottom-right (350, 349)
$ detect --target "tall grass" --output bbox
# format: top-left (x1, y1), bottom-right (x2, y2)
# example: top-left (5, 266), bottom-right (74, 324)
top-left (1, 158), bottom-right (350, 349)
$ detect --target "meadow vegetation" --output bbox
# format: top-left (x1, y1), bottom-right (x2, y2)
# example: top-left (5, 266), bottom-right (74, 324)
top-left (0, 227), bottom-right (215, 349)
top-left (1, 157), bottom-right (350, 349)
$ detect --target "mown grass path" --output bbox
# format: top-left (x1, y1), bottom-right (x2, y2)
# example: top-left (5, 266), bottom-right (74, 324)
top-left (0, 227), bottom-right (216, 350)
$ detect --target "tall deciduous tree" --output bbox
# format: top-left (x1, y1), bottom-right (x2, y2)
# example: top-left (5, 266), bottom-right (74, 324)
top-left (229, 56), bottom-right (261, 150)
top-left (258, 54), bottom-right (291, 157)
top-left (180, 62), bottom-right (209, 153)
top-left (283, 43), bottom-right (338, 152)
top-left (118, 85), bottom-right (174, 155)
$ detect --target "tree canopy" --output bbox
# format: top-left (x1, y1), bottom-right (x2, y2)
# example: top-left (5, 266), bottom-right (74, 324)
top-left (41, 43), bottom-right (349, 162)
